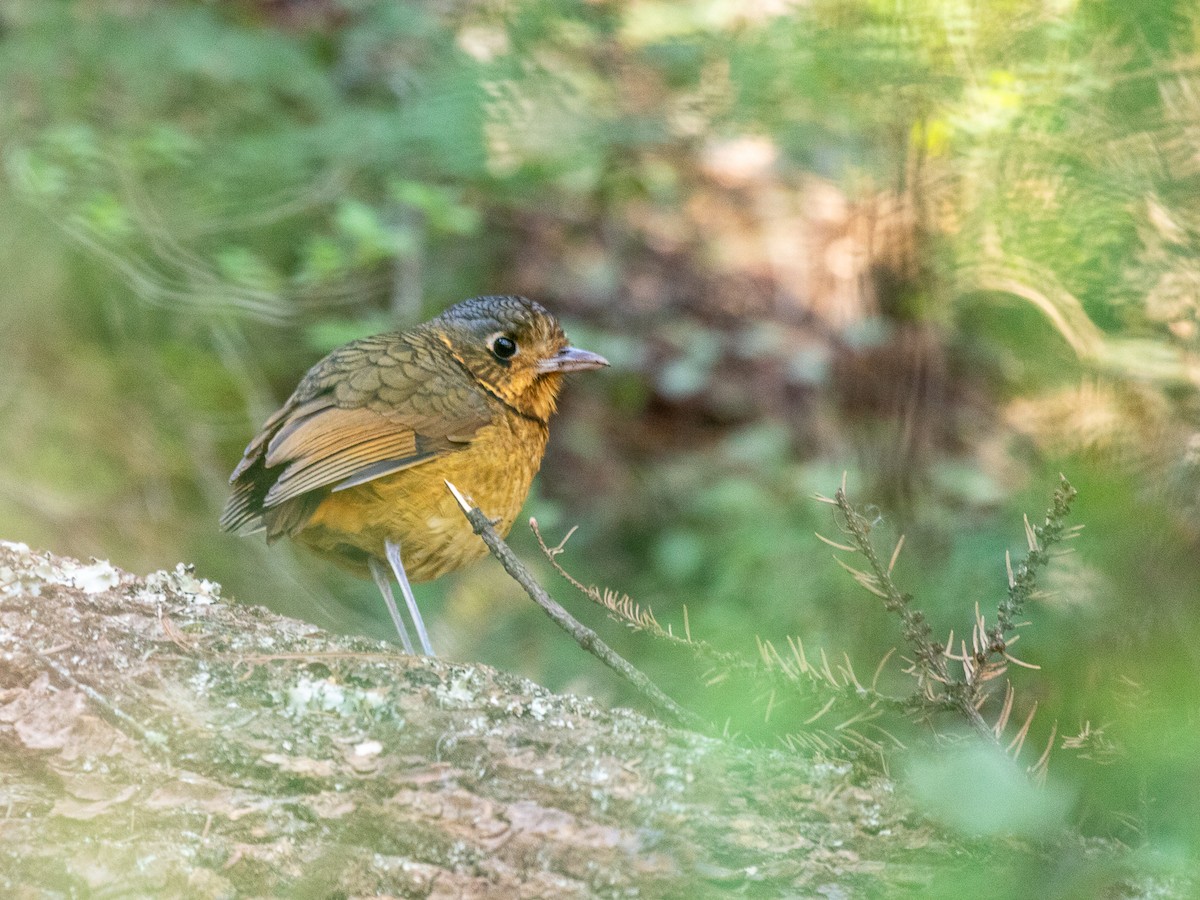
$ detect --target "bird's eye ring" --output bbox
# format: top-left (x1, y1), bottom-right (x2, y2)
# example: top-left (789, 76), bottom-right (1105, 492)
top-left (491, 335), bottom-right (518, 360)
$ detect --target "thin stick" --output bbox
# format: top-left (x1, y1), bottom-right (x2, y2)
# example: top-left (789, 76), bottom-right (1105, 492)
top-left (444, 480), bottom-right (706, 732)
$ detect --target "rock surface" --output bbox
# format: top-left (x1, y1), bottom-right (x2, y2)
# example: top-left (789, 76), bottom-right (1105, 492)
top-left (0, 541), bottom-right (1131, 897)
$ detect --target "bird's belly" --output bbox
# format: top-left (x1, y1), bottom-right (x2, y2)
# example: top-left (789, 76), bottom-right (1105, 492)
top-left (295, 419), bottom-right (547, 582)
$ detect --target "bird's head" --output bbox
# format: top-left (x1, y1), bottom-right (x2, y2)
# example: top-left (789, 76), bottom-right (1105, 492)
top-left (432, 295), bottom-right (608, 423)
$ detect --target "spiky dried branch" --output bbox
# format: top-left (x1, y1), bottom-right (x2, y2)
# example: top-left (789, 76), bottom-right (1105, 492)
top-left (500, 476), bottom-right (1077, 767)
top-left (531, 518), bottom-right (748, 671)
top-left (822, 475), bottom-right (1078, 748)
top-left (531, 518), bottom-right (931, 755)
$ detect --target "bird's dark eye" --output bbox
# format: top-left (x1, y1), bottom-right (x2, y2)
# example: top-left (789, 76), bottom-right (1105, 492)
top-left (491, 335), bottom-right (518, 360)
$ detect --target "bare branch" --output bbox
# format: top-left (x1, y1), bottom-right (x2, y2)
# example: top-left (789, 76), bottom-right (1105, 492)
top-left (444, 481), bottom-right (706, 732)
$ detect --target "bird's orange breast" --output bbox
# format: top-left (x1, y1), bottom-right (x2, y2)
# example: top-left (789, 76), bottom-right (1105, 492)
top-left (294, 413), bottom-right (549, 581)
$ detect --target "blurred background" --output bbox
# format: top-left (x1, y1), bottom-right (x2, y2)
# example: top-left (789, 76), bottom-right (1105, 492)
top-left (2, 0), bottom-right (1199, 890)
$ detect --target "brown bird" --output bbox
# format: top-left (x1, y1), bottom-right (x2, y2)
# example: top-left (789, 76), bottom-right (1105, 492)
top-left (220, 295), bottom-right (608, 654)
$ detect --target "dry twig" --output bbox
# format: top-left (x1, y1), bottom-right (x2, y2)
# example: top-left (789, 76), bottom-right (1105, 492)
top-left (444, 481), bottom-right (706, 732)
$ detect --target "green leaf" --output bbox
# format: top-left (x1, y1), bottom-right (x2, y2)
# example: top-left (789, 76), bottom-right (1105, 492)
top-left (904, 744), bottom-right (1073, 838)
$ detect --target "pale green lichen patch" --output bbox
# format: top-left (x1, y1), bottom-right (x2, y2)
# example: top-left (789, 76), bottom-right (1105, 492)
top-left (0, 540), bottom-right (126, 598)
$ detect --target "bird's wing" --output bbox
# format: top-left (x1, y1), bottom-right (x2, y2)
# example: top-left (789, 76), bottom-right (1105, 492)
top-left (220, 332), bottom-right (493, 535)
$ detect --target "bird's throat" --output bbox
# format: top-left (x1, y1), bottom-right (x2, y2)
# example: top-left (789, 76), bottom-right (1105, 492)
top-left (519, 373), bottom-right (563, 424)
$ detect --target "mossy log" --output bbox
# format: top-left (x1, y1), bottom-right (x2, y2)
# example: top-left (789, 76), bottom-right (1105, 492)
top-left (0, 541), bottom-right (1018, 896)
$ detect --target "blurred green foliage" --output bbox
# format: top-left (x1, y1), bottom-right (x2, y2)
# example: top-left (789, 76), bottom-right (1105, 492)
top-left (2, 0), bottom-right (1200, 893)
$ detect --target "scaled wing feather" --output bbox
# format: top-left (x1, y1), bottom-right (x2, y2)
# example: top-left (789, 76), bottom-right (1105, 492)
top-left (221, 330), bottom-right (494, 536)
